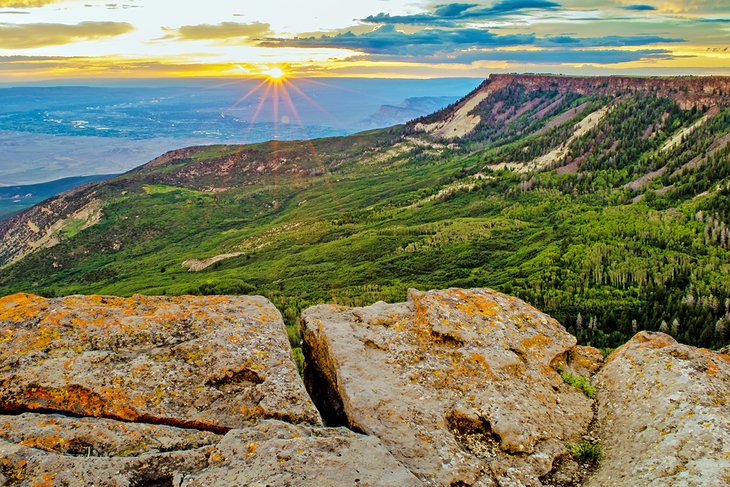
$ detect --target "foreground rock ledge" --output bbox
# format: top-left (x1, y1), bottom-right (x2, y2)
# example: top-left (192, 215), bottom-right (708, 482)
top-left (0, 418), bottom-right (417, 487)
top-left (590, 331), bottom-right (730, 486)
top-left (0, 293), bottom-right (321, 429)
top-left (302, 288), bottom-right (596, 486)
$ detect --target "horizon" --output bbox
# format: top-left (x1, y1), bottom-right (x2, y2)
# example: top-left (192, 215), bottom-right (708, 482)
top-left (0, 0), bottom-right (728, 81)
top-left (3, 71), bottom-right (729, 89)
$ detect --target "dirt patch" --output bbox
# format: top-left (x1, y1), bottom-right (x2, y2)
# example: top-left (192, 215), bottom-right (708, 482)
top-left (623, 166), bottom-right (668, 190)
top-left (183, 252), bottom-right (245, 272)
top-left (534, 102), bottom-right (590, 136)
top-left (415, 89), bottom-right (490, 139)
top-left (5, 199), bottom-right (103, 267)
top-left (661, 107), bottom-right (719, 152)
top-left (672, 131), bottom-right (730, 177)
top-left (529, 107), bottom-right (608, 172)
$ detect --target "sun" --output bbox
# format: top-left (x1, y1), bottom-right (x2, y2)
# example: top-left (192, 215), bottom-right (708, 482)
top-left (264, 66), bottom-right (286, 81)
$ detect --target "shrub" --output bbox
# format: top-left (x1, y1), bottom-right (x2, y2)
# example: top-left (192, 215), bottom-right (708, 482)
top-left (555, 364), bottom-right (596, 399)
top-left (567, 440), bottom-right (602, 463)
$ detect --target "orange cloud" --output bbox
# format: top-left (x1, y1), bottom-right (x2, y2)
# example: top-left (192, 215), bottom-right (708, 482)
top-left (0, 0), bottom-right (62, 7)
top-left (162, 21), bottom-right (271, 41)
top-left (0, 21), bottom-right (134, 48)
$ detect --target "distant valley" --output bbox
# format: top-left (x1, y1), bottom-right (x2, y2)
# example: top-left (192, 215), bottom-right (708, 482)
top-left (0, 78), bottom-right (473, 185)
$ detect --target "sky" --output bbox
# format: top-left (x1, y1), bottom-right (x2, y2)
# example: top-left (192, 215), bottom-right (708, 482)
top-left (0, 0), bottom-right (728, 80)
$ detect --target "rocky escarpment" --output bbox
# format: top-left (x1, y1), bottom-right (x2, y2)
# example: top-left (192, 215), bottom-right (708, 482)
top-left (412, 73), bottom-right (729, 140)
top-left (0, 288), bottom-right (727, 486)
top-left (485, 74), bottom-right (730, 110)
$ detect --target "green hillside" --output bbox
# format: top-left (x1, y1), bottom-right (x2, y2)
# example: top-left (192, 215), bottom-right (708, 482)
top-left (1, 75), bottom-right (728, 351)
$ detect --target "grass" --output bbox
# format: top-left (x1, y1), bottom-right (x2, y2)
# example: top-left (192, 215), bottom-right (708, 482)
top-left (567, 440), bottom-right (602, 463)
top-left (555, 364), bottom-right (596, 399)
top-left (1, 98), bottom-right (729, 352)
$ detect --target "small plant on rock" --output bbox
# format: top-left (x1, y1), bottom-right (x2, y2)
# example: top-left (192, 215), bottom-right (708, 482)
top-left (567, 440), bottom-right (602, 463)
top-left (555, 364), bottom-right (596, 399)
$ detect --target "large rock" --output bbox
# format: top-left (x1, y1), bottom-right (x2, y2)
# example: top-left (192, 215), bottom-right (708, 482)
top-left (589, 332), bottom-right (730, 486)
top-left (0, 412), bottom-right (220, 457)
top-left (301, 288), bottom-right (594, 486)
top-left (0, 418), bottom-right (418, 487)
top-left (0, 413), bottom-right (217, 486)
top-left (0, 293), bottom-right (321, 429)
top-left (180, 420), bottom-right (421, 486)
top-left (0, 437), bottom-right (213, 486)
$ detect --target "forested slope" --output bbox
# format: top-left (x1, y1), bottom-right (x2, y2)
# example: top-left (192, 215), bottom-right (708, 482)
top-left (1, 74), bottom-right (728, 350)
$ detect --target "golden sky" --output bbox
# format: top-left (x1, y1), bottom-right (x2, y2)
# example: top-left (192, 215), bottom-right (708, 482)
top-left (0, 0), bottom-right (728, 80)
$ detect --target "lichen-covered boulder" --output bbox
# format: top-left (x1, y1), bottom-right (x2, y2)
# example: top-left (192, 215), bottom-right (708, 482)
top-left (0, 293), bottom-right (321, 429)
top-left (0, 436), bottom-right (212, 487)
top-left (0, 412), bottom-right (220, 457)
top-left (589, 332), bottom-right (730, 486)
top-left (301, 288), bottom-right (594, 486)
top-left (0, 417), bottom-right (419, 487)
top-left (180, 420), bottom-right (421, 486)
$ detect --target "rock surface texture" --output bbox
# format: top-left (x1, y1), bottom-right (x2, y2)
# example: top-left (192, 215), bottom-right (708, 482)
top-left (0, 293), bottom-right (415, 486)
top-left (301, 288), bottom-right (596, 486)
top-left (180, 420), bottom-right (421, 487)
top-left (0, 289), bottom-right (727, 486)
top-left (590, 332), bottom-right (730, 486)
top-left (0, 293), bottom-right (320, 429)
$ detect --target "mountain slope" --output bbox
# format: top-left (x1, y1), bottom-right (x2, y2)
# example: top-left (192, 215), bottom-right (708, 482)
top-left (0, 74), bottom-right (728, 350)
top-left (0, 174), bottom-right (115, 220)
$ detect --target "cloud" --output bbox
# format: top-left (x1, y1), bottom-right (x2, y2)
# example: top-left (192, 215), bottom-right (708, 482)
top-left (264, 24), bottom-right (682, 57)
top-left (0, 0), bottom-right (60, 7)
top-left (162, 22), bottom-right (271, 41)
top-left (0, 21), bottom-right (134, 48)
top-left (541, 34), bottom-right (683, 47)
top-left (262, 24), bottom-right (536, 54)
top-left (362, 1), bottom-right (561, 26)
top-left (621, 4), bottom-right (657, 11)
top-left (365, 48), bottom-right (678, 65)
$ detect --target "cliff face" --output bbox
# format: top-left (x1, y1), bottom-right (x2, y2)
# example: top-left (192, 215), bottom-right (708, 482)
top-left (0, 288), bottom-right (727, 486)
top-left (411, 73), bottom-right (729, 141)
top-left (486, 74), bottom-right (730, 110)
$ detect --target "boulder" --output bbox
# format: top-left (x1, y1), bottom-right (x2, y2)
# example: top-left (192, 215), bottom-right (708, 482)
top-left (589, 331), bottom-right (730, 486)
top-left (180, 420), bottom-right (421, 486)
top-left (0, 418), bottom-right (418, 487)
top-left (0, 436), bottom-right (212, 487)
top-left (0, 293), bottom-right (321, 430)
top-left (301, 288), bottom-right (594, 486)
top-left (0, 412), bottom-right (220, 457)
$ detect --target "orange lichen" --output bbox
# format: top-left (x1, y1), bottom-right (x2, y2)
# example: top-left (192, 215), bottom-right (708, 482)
top-left (19, 435), bottom-right (67, 452)
top-left (452, 291), bottom-right (500, 317)
top-left (31, 473), bottom-right (56, 487)
top-left (245, 441), bottom-right (258, 457)
top-left (521, 335), bottom-right (552, 349)
top-left (0, 293), bottom-right (47, 312)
